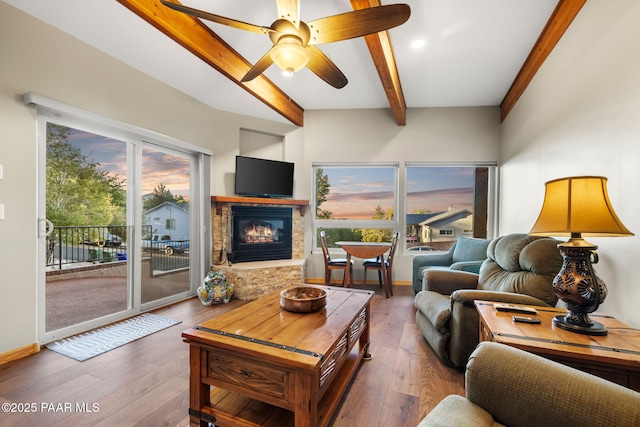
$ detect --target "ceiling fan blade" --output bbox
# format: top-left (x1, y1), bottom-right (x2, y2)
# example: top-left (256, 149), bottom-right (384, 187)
top-left (306, 46), bottom-right (348, 89)
top-left (307, 4), bottom-right (411, 45)
top-left (241, 49), bottom-right (275, 82)
top-left (276, 0), bottom-right (300, 28)
top-left (160, 0), bottom-right (272, 35)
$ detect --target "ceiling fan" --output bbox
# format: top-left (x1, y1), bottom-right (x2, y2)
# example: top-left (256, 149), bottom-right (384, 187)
top-left (159, 0), bottom-right (411, 88)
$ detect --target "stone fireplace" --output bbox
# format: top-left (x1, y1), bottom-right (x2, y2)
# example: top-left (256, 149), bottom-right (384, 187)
top-left (211, 196), bottom-right (308, 300)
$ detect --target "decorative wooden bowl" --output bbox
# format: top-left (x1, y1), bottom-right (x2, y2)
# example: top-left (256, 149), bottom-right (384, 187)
top-left (280, 286), bottom-right (327, 313)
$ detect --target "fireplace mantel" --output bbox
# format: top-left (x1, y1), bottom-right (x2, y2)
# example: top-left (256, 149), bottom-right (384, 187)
top-left (210, 196), bottom-right (309, 216)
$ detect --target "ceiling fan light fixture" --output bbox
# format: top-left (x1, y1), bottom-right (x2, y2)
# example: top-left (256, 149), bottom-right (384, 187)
top-left (270, 36), bottom-right (310, 73)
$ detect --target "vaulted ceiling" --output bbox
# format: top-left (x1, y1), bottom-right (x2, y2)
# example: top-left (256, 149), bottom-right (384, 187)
top-left (4, 0), bottom-right (586, 127)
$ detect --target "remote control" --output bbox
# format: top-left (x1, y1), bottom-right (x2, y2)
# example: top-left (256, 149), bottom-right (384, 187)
top-left (512, 315), bottom-right (541, 324)
top-left (494, 303), bottom-right (538, 315)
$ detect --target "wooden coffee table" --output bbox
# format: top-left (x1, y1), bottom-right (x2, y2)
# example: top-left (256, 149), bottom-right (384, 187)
top-left (183, 285), bottom-right (375, 427)
top-left (475, 300), bottom-right (640, 391)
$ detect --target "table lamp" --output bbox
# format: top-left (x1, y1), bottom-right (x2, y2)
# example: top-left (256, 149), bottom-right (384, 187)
top-left (529, 176), bottom-right (633, 335)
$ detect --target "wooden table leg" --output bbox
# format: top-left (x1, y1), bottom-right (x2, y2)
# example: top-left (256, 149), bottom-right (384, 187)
top-left (294, 372), bottom-right (317, 426)
top-left (362, 303), bottom-right (372, 359)
top-left (380, 261), bottom-right (390, 298)
top-left (344, 254), bottom-right (353, 288)
top-left (189, 346), bottom-right (210, 427)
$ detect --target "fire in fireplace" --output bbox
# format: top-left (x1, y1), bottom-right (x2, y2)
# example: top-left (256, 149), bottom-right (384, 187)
top-left (231, 206), bottom-right (292, 263)
top-left (241, 222), bottom-right (279, 244)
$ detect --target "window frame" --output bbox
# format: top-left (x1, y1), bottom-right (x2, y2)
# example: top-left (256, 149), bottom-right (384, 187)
top-left (312, 162), bottom-right (399, 251)
top-left (404, 162), bottom-right (498, 252)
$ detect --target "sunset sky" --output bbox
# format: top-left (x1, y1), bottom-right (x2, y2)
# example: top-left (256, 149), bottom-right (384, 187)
top-left (64, 126), bottom-right (473, 217)
top-left (319, 166), bottom-right (474, 220)
top-left (65, 127), bottom-right (191, 198)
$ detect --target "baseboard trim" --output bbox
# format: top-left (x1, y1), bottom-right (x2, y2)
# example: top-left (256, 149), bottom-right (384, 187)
top-left (306, 278), bottom-right (411, 286)
top-left (0, 343), bottom-right (40, 365)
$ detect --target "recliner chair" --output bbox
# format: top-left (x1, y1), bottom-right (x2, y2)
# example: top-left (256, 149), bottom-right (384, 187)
top-left (411, 236), bottom-right (491, 294)
top-left (414, 233), bottom-right (563, 368)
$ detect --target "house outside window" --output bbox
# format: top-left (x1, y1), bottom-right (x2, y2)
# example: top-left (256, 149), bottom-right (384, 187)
top-left (406, 164), bottom-right (496, 251)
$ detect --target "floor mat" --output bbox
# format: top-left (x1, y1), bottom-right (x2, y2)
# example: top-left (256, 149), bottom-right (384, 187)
top-left (46, 313), bottom-right (181, 361)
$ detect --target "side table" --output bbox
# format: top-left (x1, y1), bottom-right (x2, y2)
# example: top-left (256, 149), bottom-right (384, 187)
top-left (475, 300), bottom-right (640, 392)
top-left (335, 241), bottom-right (392, 297)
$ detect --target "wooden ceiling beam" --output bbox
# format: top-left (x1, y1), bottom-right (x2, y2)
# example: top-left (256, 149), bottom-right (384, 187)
top-left (351, 0), bottom-right (407, 126)
top-left (116, 0), bottom-right (304, 126)
top-left (500, 0), bottom-right (587, 122)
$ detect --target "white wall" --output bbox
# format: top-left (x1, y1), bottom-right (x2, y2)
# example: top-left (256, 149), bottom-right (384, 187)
top-left (239, 130), bottom-right (284, 160)
top-left (500, 0), bottom-right (640, 327)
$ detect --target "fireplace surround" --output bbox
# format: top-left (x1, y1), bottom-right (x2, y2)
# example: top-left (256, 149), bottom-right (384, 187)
top-left (211, 196), bottom-right (309, 300)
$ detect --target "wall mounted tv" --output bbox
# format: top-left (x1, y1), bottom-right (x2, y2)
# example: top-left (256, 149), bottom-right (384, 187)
top-left (234, 156), bottom-right (295, 198)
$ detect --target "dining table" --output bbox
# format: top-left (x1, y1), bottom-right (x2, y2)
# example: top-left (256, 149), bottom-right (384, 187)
top-left (335, 241), bottom-right (393, 298)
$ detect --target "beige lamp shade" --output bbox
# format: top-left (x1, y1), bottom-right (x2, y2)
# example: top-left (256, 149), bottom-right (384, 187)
top-left (529, 176), bottom-right (633, 237)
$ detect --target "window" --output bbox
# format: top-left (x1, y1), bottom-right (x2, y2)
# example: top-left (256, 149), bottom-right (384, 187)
top-left (312, 163), bottom-right (496, 254)
top-left (405, 164), bottom-right (496, 251)
top-left (166, 218), bottom-right (176, 230)
top-left (313, 164), bottom-right (398, 248)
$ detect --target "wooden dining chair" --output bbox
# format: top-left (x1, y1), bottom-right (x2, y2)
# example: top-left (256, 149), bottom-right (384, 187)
top-left (362, 232), bottom-right (399, 290)
top-left (319, 230), bottom-right (353, 286)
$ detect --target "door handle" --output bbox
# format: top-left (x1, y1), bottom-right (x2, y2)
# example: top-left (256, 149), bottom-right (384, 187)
top-left (39, 218), bottom-right (54, 238)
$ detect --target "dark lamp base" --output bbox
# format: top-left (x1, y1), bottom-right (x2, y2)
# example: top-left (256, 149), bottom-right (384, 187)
top-left (553, 315), bottom-right (608, 336)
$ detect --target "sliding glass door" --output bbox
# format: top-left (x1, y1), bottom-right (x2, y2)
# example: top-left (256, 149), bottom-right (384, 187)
top-left (140, 146), bottom-right (192, 306)
top-left (35, 99), bottom-right (210, 344)
top-left (40, 123), bottom-right (133, 341)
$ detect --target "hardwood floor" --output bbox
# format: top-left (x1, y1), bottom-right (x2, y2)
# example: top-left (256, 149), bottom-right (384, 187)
top-left (0, 285), bottom-right (464, 427)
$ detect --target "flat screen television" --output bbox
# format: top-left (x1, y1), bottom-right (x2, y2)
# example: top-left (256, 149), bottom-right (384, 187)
top-left (234, 156), bottom-right (294, 198)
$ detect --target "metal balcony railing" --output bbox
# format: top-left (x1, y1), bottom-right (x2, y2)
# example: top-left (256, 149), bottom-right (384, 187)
top-left (46, 225), bottom-right (189, 272)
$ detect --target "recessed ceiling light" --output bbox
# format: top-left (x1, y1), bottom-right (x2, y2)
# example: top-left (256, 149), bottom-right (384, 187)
top-left (411, 39), bottom-right (426, 49)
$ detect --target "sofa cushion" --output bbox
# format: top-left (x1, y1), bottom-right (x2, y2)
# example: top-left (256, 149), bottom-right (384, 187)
top-left (451, 237), bottom-right (490, 264)
top-left (417, 395), bottom-right (501, 427)
top-left (478, 234), bottom-right (563, 306)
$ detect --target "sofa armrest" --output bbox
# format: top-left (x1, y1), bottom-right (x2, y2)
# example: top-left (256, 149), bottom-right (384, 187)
top-left (450, 290), bottom-right (550, 308)
top-left (465, 342), bottom-right (640, 427)
top-left (424, 269), bottom-right (479, 295)
top-left (412, 252), bottom-right (455, 292)
top-left (450, 260), bottom-right (485, 274)
top-left (412, 251), bottom-right (454, 268)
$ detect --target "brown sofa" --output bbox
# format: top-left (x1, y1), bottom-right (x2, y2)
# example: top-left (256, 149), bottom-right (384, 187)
top-left (414, 233), bottom-right (563, 368)
top-left (418, 341), bottom-right (640, 427)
